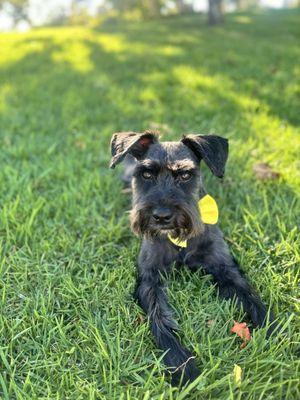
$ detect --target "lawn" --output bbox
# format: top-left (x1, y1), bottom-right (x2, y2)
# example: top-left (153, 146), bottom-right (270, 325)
top-left (0, 8), bottom-right (299, 399)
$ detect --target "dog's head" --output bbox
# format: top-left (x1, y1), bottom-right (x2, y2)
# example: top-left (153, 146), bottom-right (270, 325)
top-left (110, 131), bottom-right (228, 240)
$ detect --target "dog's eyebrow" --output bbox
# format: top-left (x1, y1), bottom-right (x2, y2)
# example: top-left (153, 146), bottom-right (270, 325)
top-left (168, 159), bottom-right (196, 171)
top-left (138, 159), bottom-right (161, 171)
top-left (140, 159), bottom-right (161, 169)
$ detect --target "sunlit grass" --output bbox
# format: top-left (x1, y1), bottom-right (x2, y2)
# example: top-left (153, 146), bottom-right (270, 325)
top-left (0, 8), bottom-right (299, 399)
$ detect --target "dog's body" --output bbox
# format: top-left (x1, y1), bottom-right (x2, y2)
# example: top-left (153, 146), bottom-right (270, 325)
top-left (110, 131), bottom-right (274, 385)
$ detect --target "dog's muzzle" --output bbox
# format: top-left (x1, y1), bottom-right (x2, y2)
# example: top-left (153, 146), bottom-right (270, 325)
top-left (130, 201), bottom-right (203, 240)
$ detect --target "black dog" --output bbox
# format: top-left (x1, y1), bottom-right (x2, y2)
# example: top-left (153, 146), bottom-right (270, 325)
top-left (110, 131), bottom-right (274, 385)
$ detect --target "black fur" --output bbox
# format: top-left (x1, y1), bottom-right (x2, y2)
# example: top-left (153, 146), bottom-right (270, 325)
top-left (181, 134), bottom-right (228, 178)
top-left (110, 131), bottom-right (275, 386)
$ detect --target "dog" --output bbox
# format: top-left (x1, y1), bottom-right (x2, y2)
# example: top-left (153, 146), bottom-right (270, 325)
top-left (110, 130), bottom-right (275, 386)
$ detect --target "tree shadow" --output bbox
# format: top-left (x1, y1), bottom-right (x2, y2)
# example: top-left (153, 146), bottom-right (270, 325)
top-left (0, 13), bottom-right (299, 396)
top-left (93, 8), bottom-right (300, 128)
top-left (0, 17), bottom-right (298, 231)
top-left (0, 24), bottom-right (298, 279)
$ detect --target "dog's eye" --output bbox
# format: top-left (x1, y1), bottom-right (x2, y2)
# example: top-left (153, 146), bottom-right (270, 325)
top-left (142, 171), bottom-right (153, 180)
top-left (180, 172), bottom-right (192, 181)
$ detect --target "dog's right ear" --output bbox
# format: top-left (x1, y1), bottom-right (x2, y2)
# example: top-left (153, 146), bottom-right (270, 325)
top-left (110, 131), bottom-right (158, 168)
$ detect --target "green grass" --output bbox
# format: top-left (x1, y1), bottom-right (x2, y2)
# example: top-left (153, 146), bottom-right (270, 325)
top-left (0, 8), bottom-right (299, 399)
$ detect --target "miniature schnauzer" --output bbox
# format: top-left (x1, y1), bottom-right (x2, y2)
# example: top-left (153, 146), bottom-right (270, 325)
top-left (110, 131), bottom-right (274, 386)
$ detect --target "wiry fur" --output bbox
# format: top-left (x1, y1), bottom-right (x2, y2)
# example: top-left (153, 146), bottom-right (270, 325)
top-left (130, 199), bottom-right (202, 240)
top-left (110, 131), bottom-right (275, 386)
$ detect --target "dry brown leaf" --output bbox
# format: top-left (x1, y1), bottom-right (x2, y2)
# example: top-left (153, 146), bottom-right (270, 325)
top-left (135, 314), bottom-right (145, 325)
top-left (253, 162), bottom-right (280, 181)
top-left (231, 320), bottom-right (251, 348)
top-left (207, 319), bottom-right (215, 327)
top-left (75, 140), bottom-right (86, 150)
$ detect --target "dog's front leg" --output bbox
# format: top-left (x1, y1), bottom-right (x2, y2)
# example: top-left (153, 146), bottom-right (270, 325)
top-left (185, 226), bottom-right (275, 334)
top-left (134, 238), bottom-right (200, 386)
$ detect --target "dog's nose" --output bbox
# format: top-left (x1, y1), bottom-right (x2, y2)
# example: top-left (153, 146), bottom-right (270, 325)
top-left (152, 207), bottom-right (173, 224)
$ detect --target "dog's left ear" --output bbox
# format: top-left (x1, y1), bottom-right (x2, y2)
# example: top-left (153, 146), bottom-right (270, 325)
top-left (181, 134), bottom-right (229, 178)
top-left (110, 131), bottom-right (158, 168)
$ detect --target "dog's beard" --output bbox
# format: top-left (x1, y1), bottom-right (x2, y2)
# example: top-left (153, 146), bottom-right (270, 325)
top-left (130, 203), bottom-right (203, 240)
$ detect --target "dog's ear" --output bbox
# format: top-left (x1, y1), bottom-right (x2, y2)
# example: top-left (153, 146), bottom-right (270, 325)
top-left (181, 134), bottom-right (228, 178)
top-left (110, 131), bottom-right (158, 168)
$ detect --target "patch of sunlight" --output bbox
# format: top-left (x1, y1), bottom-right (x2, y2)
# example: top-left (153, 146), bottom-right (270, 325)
top-left (0, 27), bottom-right (94, 68)
top-left (172, 66), bottom-right (229, 90)
top-left (51, 40), bottom-right (93, 73)
top-left (0, 36), bottom-right (45, 67)
top-left (140, 71), bottom-right (166, 85)
top-left (26, 27), bottom-right (91, 41)
top-left (285, 82), bottom-right (300, 97)
top-left (221, 83), bottom-right (300, 182)
top-left (94, 34), bottom-right (153, 57)
top-left (234, 16), bottom-right (252, 24)
top-left (139, 87), bottom-right (158, 103)
top-left (234, 93), bottom-right (261, 111)
top-left (96, 35), bottom-right (127, 53)
top-left (170, 63), bottom-right (299, 191)
top-left (293, 65), bottom-right (300, 76)
top-left (247, 110), bottom-right (300, 190)
top-left (157, 45), bottom-right (183, 56)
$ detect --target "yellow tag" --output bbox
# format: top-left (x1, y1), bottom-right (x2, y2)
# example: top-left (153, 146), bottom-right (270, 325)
top-left (168, 236), bottom-right (187, 248)
top-left (168, 194), bottom-right (218, 248)
top-left (198, 194), bottom-right (219, 225)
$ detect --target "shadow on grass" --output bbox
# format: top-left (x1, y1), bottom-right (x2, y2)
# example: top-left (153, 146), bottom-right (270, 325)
top-left (0, 10), bottom-right (299, 236)
top-left (93, 8), bottom-right (300, 128)
top-left (0, 14), bottom-right (298, 298)
top-left (0, 11), bottom-right (299, 397)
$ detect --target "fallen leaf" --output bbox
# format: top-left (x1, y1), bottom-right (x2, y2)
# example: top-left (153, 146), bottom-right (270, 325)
top-left (135, 314), bottom-right (145, 325)
top-left (207, 319), bottom-right (215, 327)
top-left (250, 148), bottom-right (259, 157)
top-left (231, 320), bottom-right (251, 348)
top-left (233, 364), bottom-right (242, 387)
top-left (253, 162), bottom-right (280, 181)
top-left (270, 65), bottom-right (278, 74)
top-left (75, 140), bottom-right (86, 150)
